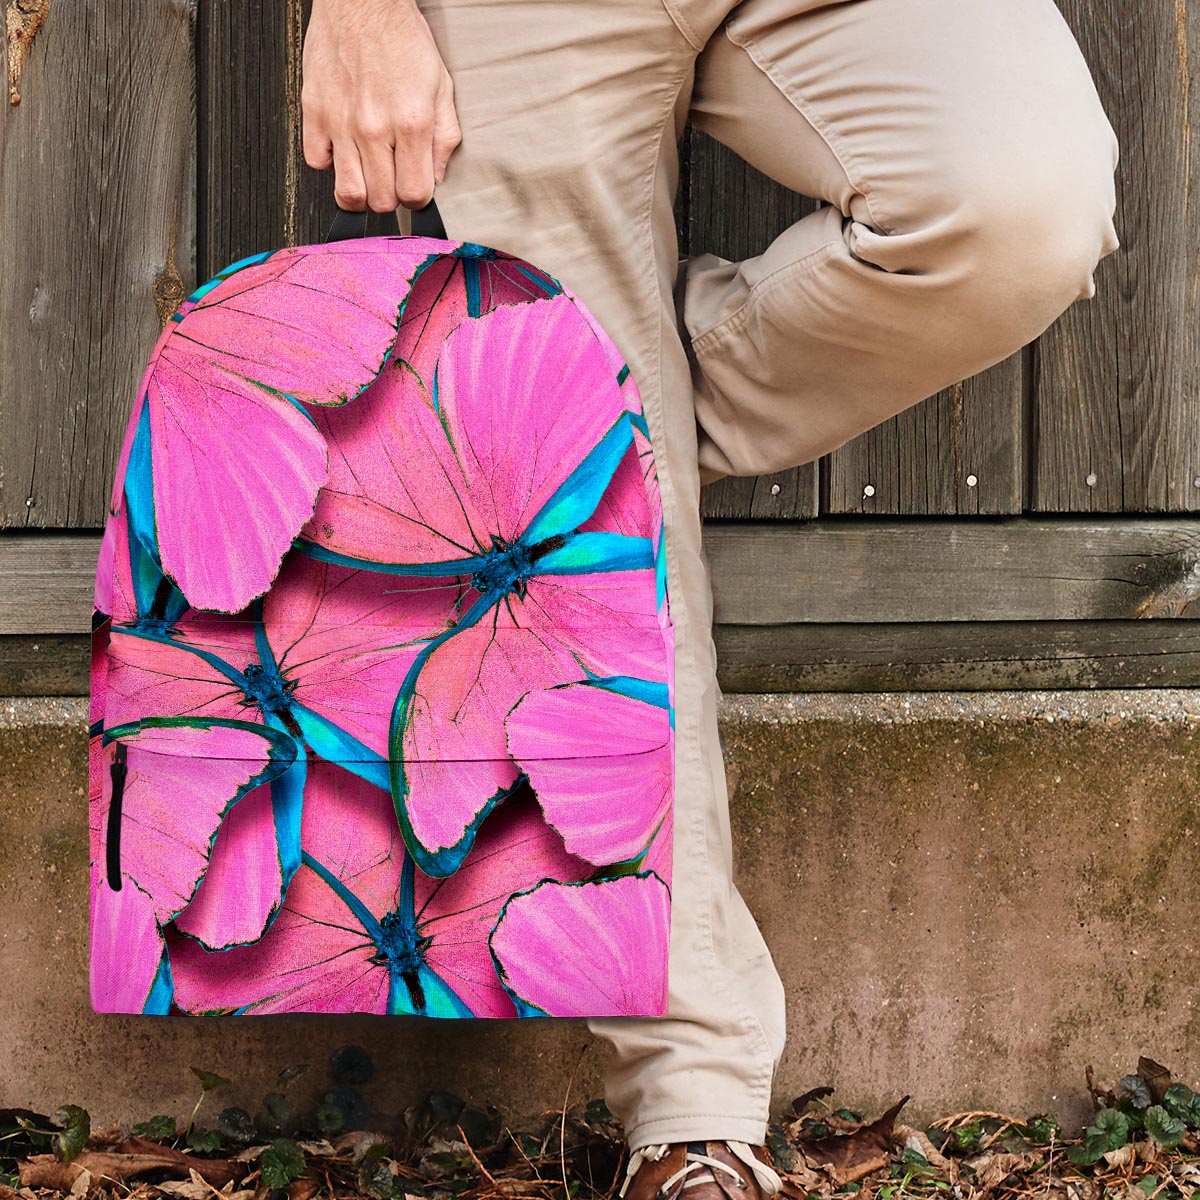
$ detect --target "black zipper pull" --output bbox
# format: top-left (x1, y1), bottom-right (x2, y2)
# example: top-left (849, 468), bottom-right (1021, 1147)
top-left (106, 743), bottom-right (128, 891)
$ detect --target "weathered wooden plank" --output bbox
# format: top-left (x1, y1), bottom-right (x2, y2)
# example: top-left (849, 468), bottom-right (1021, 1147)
top-left (0, 537), bottom-right (101, 634)
top-left (714, 619), bottom-right (1200, 692)
top-left (685, 131), bottom-right (820, 520)
top-left (823, 352), bottom-right (1025, 516)
top-left (0, 0), bottom-right (196, 529)
top-left (199, 0), bottom-right (396, 279)
top-left (705, 519), bottom-right (1200, 623)
top-left (7, 520), bottom-right (1200, 635)
top-left (5, 619), bottom-right (1200, 698)
top-left (1034, 0), bottom-right (1199, 513)
top-left (0, 636), bottom-right (89, 696)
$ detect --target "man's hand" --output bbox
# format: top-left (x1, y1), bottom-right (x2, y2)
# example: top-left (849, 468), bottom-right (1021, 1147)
top-left (302, 0), bottom-right (461, 212)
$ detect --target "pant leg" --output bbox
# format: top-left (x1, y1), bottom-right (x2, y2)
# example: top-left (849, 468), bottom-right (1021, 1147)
top-left (415, 0), bottom-right (788, 1147)
top-left (683, 0), bottom-right (1122, 485)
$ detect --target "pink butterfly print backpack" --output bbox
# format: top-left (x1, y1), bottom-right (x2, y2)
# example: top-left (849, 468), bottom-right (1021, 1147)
top-left (89, 201), bottom-right (676, 1019)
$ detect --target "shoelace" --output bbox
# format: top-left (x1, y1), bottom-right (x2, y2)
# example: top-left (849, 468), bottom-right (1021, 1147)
top-left (618, 1141), bottom-right (783, 1199)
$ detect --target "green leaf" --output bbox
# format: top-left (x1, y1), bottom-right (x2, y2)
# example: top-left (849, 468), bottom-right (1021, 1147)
top-left (1163, 1084), bottom-right (1200, 1127)
top-left (1137, 1177), bottom-right (1160, 1194)
top-left (952, 1122), bottom-right (984, 1152)
top-left (315, 1101), bottom-right (345, 1137)
top-left (260, 1138), bottom-right (306, 1189)
top-left (187, 1128), bottom-right (224, 1154)
top-left (1069, 1108), bottom-right (1131, 1166)
top-left (1145, 1106), bottom-right (1186, 1149)
top-left (1092, 1108), bottom-right (1131, 1150)
top-left (1067, 1142), bottom-right (1104, 1167)
top-left (357, 1146), bottom-right (396, 1200)
top-left (191, 1068), bottom-right (230, 1094)
top-left (52, 1106), bottom-right (90, 1164)
top-left (217, 1107), bottom-right (256, 1145)
top-left (256, 1092), bottom-right (290, 1139)
top-left (1120, 1076), bottom-right (1154, 1110)
top-left (132, 1115), bottom-right (177, 1140)
top-left (331, 1046), bottom-right (374, 1086)
top-left (1022, 1116), bottom-right (1062, 1145)
top-left (276, 1065), bottom-right (309, 1090)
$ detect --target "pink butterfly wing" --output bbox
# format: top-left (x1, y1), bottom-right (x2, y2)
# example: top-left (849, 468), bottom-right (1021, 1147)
top-left (148, 243), bottom-right (429, 612)
top-left (92, 722), bottom-right (293, 923)
top-left (396, 612), bottom-right (582, 863)
top-left (506, 683), bottom-right (672, 866)
top-left (265, 552), bottom-right (463, 756)
top-left (490, 874), bottom-right (671, 1017)
top-left (434, 296), bottom-right (624, 543)
top-left (171, 781), bottom-right (286, 950)
top-left (416, 794), bottom-right (593, 1017)
top-left (171, 762), bottom-right (399, 1015)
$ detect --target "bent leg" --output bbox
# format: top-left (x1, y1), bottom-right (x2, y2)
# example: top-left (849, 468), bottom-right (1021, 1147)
top-left (685, 0), bottom-right (1121, 484)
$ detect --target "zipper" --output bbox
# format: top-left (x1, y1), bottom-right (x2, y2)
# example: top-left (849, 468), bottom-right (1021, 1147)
top-left (105, 743), bottom-right (128, 891)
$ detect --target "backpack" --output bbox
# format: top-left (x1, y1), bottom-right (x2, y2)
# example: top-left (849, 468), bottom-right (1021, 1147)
top-left (89, 202), bottom-right (676, 1019)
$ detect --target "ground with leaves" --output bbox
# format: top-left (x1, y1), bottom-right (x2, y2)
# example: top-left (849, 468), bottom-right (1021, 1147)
top-left (4, 1054), bottom-right (1200, 1200)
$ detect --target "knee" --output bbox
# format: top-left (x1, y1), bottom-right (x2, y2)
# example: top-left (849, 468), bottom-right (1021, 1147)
top-left (851, 118), bottom-right (1120, 351)
top-left (917, 127), bottom-right (1121, 344)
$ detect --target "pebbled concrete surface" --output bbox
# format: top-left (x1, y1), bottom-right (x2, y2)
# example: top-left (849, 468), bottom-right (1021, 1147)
top-left (2, 692), bottom-right (1198, 1131)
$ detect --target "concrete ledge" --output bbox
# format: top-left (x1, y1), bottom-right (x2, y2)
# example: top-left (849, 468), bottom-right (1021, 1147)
top-left (3, 692), bottom-right (1198, 1129)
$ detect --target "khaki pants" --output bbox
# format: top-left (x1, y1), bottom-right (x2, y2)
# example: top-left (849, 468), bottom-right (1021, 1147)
top-left (419, 0), bottom-right (1120, 1146)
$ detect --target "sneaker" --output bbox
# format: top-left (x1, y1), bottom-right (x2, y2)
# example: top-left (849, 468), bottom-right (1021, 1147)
top-left (618, 1140), bottom-right (784, 1200)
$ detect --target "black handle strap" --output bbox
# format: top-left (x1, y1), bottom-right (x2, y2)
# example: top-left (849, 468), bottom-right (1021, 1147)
top-left (324, 198), bottom-right (447, 243)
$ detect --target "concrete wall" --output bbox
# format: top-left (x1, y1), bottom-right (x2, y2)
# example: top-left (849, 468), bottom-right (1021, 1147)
top-left (3, 691), bottom-right (1198, 1131)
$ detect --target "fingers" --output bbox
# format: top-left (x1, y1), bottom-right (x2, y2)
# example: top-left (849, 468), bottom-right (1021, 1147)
top-left (331, 138), bottom-right (368, 211)
top-left (302, 119), bottom-right (334, 172)
top-left (358, 120), bottom-right (401, 212)
top-left (431, 76), bottom-right (462, 185)
top-left (392, 107), bottom-right (436, 209)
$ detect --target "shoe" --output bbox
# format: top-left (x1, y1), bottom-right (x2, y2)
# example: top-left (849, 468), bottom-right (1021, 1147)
top-left (618, 1140), bottom-right (784, 1200)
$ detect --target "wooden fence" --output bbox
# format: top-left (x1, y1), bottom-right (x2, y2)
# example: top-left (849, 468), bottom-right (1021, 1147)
top-left (1, 0), bottom-right (1197, 694)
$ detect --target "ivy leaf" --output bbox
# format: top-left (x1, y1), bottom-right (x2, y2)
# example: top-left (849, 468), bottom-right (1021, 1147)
top-left (191, 1068), bottom-right (229, 1094)
top-left (358, 1145), bottom-right (396, 1199)
top-left (52, 1107), bottom-right (90, 1164)
top-left (331, 1046), bottom-right (374, 1086)
top-left (1119, 1076), bottom-right (1153, 1110)
top-left (260, 1138), bottom-right (306, 1190)
top-left (1069, 1109), bottom-right (1130, 1165)
top-left (1145, 1106), bottom-right (1186, 1149)
top-left (217, 1107), bottom-right (256, 1145)
top-left (132, 1115), bottom-right (177, 1140)
top-left (187, 1128), bottom-right (224, 1154)
top-left (315, 1100), bottom-right (345, 1137)
top-left (1092, 1109), bottom-right (1131, 1149)
top-left (1163, 1083), bottom-right (1200, 1127)
top-left (276, 1065), bottom-right (308, 1090)
top-left (256, 1092), bottom-right (289, 1139)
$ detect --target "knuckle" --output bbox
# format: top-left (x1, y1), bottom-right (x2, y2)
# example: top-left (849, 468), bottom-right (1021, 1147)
top-left (355, 114), bottom-right (391, 141)
top-left (395, 107), bottom-right (434, 135)
top-left (397, 185), bottom-right (433, 208)
top-left (335, 184), bottom-right (368, 208)
top-left (368, 192), bottom-right (400, 213)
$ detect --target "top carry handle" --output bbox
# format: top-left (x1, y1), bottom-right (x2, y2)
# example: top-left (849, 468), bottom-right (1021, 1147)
top-left (325, 197), bottom-right (447, 243)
